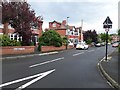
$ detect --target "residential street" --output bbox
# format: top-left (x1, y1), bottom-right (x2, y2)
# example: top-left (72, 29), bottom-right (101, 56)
top-left (1, 45), bottom-right (116, 89)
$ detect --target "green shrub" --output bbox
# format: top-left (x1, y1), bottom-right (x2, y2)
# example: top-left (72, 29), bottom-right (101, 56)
top-left (38, 30), bottom-right (63, 51)
top-left (30, 42), bottom-right (34, 46)
top-left (62, 36), bottom-right (67, 45)
top-left (86, 38), bottom-right (92, 44)
top-left (0, 35), bottom-right (21, 46)
top-left (38, 42), bottom-right (46, 51)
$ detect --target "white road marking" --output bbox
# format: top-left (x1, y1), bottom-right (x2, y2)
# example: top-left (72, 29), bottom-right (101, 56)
top-left (0, 69), bottom-right (55, 88)
top-left (73, 52), bottom-right (84, 56)
top-left (29, 57), bottom-right (64, 68)
top-left (1, 51), bottom-right (59, 60)
top-left (87, 50), bottom-right (95, 52)
top-left (16, 69), bottom-right (55, 89)
top-left (38, 51), bottom-right (59, 56)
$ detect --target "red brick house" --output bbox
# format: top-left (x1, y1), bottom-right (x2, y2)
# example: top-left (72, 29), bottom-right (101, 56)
top-left (111, 34), bottom-right (120, 43)
top-left (46, 20), bottom-right (82, 46)
top-left (0, 21), bottom-right (43, 46)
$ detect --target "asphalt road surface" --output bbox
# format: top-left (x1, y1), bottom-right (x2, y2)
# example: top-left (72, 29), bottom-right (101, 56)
top-left (1, 45), bottom-right (116, 89)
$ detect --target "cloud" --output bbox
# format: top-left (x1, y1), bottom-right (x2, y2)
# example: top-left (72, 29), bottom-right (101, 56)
top-left (28, 1), bottom-right (118, 34)
top-left (28, 0), bottom-right (119, 3)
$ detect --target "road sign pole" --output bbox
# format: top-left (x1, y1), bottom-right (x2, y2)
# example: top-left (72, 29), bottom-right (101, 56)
top-left (103, 16), bottom-right (112, 61)
top-left (105, 30), bottom-right (108, 61)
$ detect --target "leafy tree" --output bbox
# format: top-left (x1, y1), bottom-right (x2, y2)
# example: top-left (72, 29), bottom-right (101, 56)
top-left (38, 30), bottom-right (62, 50)
top-left (2, 1), bottom-right (41, 46)
top-left (86, 38), bottom-right (92, 44)
top-left (2, 1), bottom-right (12, 35)
top-left (99, 33), bottom-right (106, 42)
top-left (99, 33), bottom-right (111, 42)
top-left (118, 29), bottom-right (120, 53)
top-left (92, 30), bottom-right (98, 42)
top-left (83, 30), bottom-right (98, 43)
top-left (118, 29), bottom-right (120, 36)
top-left (62, 36), bottom-right (67, 45)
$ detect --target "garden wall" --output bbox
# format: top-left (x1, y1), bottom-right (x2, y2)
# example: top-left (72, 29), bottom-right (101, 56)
top-left (41, 45), bottom-right (74, 52)
top-left (1, 46), bottom-right (35, 55)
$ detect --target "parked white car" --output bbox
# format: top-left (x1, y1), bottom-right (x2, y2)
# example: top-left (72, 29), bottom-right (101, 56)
top-left (76, 41), bottom-right (89, 50)
top-left (94, 43), bottom-right (101, 47)
top-left (68, 42), bottom-right (74, 46)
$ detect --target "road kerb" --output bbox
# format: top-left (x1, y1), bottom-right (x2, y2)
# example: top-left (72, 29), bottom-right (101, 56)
top-left (1, 51), bottom-right (59, 60)
top-left (98, 57), bottom-right (120, 89)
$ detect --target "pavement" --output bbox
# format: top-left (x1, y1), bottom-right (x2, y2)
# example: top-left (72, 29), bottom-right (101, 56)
top-left (98, 49), bottom-right (120, 89)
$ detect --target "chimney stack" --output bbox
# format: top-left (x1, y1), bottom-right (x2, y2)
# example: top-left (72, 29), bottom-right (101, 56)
top-left (62, 20), bottom-right (66, 26)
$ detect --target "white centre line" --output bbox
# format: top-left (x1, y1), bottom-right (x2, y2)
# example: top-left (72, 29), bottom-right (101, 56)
top-left (73, 52), bottom-right (84, 56)
top-left (29, 57), bottom-right (64, 68)
top-left (87, 50), bottom-right (95, 52)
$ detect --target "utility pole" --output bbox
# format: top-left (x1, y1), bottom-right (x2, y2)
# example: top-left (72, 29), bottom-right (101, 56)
top-left (81, 19), bottom-right (83, 42)
top-left (66, 17), bottom-right (69, 50)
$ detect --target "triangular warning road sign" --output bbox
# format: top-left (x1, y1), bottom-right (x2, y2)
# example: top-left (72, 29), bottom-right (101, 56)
top-left (103, 16), bottom-right (112, 25)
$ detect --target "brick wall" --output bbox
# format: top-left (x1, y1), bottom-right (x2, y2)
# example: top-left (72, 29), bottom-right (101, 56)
top-left (49, 22), bottom-right (61, 29)
top-left (41, 45), bottom-right (74, 52)
top-left (1, 46), bottom-right (35, 55)
top-left (56, 30), bottom-right (66, 36)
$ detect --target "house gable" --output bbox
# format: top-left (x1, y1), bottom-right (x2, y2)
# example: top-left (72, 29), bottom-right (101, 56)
top-left (49, 20), bottom-right (61, 29)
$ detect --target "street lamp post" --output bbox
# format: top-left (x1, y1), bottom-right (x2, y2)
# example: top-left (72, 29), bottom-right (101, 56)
top-left (66, 17), bottom-right (69, 50)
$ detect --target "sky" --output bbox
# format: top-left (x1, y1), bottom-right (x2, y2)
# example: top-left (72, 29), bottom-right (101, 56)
top-left (28, 0), bottom-right (119, 34)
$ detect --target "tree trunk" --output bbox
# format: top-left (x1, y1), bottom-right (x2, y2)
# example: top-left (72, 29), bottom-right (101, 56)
top-left (3, 22), bottom-right (9, 35)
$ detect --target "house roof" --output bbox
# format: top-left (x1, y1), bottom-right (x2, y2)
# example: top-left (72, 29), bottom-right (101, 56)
top-left (49, 20), bottom-right (61, 25)
top-left (49, 20), bottom-right (82, 31)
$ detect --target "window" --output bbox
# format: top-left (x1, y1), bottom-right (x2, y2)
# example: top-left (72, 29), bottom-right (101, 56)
top-left (9, 34), bottom-right (14, 40)
top-left (0, 23), bottom-right (3, 28)
top-left (14, 35), bottom-right (17, 40)
top-left (19, 36), bottom-right (22, 41)
top-left (53, 23), bottom-right (56, 27)
top-left (9, 33), bottom-right (22, 41)
top-left (74, 32), bottom-right (78, 35)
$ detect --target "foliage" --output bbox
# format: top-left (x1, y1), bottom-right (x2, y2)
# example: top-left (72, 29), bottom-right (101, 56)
top-left (83, 30), bottom-right (98, 43)
top-left (86, 38), bottom-right (92, 44)
top-left (2, 1), bottom-right (42, 46)
top-left (99, 33), bottom-right (106, 42)
top-left (118, 29), bottom-right (120, 53)
top-left (118, 45), bottom-right (120, 53)
top-left (30, 42), bottom-right (34, 46)
top-left (62, 36), bottom-right (67, 45)
top-left (0, 35), bottom-right (21, 46)
top-left (38, 30), bottom-right (62, 50)
top-left (99, 33), bottom-right (111, 42)
top-left (118, 29), bottom-right (120, 36)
